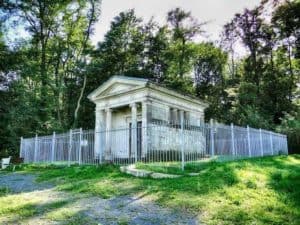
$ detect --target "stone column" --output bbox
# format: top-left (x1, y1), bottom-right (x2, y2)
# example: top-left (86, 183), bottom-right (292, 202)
top-left (199, 111), bottom-right (205, 125)
top-left (166, 106), bottom-right (171, 124)
top-left (171, 108), bottom-right (178, 125)
top-left (179, 110), bottom-right (185, 170)
top-left (184, 111), bottom-right (189, 126)
top-left (94, 108), bottom-right (105, 161)
top-left (130, 103), bottom-right (138, 162)
top-left (142, 101), bottom-right (149, 157)
top-left (178, 110), bottom-right (184, 127)
top-left (105, 108), bottom-right (112, 160)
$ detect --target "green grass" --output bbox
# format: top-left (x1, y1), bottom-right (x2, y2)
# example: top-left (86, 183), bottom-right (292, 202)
top-left (0, 187), bottom-right (10, 197)
top-left (1, 155), bottom-right (300, 225)
top-left (135, 158), bottom-right (214, 175)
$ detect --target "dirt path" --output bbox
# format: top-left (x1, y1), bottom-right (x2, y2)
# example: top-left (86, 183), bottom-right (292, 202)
top-left (0, 172), bottom-right (199, 225)
top-left (0, 173), bottom-right (53, 193)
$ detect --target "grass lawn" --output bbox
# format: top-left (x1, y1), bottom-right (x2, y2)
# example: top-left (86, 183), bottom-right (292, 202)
top-left (1, 155), bottom-right (300, 225)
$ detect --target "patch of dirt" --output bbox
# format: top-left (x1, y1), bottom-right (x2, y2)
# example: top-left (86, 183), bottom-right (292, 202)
top-left (82, 195), bottom-right (198, 225)
top-left (0, 172), bottom-right (199, 225)
top-left (0, 172), bottom-right (53, 193)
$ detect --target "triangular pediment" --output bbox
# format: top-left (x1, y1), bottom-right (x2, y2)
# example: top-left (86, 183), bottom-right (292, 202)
top-left (98, 82), bottom-right (138, 97)
top-left (88, 76), bottom-right (148, 101)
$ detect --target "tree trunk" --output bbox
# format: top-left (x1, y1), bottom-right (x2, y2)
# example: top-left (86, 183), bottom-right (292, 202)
top-left (39, 0), bottom-right (48, 124)
top-left (73, 74), bottom-right (87, 128)
top-left (179, 38), bottom-right (186, 77)
top-left (72, 0), bottom-right (99, 127)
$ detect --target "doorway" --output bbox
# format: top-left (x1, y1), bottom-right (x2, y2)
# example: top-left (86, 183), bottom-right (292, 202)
top-left (129, 121), bottom-right (142, 159)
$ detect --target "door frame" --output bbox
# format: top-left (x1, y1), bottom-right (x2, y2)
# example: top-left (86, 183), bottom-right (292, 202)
top-left (129, 121), bottom-right (142, 159)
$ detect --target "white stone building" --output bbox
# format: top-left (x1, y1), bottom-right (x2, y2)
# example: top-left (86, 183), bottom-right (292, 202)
top-left (88, 76), bottom-right (208, 162)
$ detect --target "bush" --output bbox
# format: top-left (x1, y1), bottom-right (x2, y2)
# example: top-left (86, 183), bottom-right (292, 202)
top-left (276, 112), bottom-right (300, 154)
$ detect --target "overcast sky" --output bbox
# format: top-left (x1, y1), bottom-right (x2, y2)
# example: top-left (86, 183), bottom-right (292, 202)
top-left (92, 0), bottom-right (261, 46)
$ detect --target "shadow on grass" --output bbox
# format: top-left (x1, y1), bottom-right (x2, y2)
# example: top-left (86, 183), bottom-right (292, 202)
top-left (263, 156), bottom-right (300, 208)
top-left (1, 198), bottom-right (70, 224)
top-left (234, 156), bottom-right (300, 190)
top-left (219, 155), bottom-right (300, 212)
top-left (12, 162), bottom-right (239, 203)
top-left (6, 155), bottom-right (299, 225)
top-left (140, 162), bottom-right (238, 191)
top-left (29, 160), bottom-right (240, 190)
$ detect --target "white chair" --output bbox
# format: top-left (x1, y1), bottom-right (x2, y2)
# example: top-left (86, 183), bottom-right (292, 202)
top-left (1, 156), bottom-right (11, 169)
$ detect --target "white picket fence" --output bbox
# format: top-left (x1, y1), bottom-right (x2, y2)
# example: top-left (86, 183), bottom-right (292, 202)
top-left (20, 121), bottom-right (288, 170)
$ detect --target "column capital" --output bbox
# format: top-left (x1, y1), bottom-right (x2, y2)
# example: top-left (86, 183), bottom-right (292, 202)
top-left (105, 108), bottom-right (112, 113)
top-left (129, 102), bottom-right (137, 108)
top-left (142, 101), bottom-right (150, 109)
top-left (165, 105), bottom-right (171, 111)
top-left (142, 99), bottom-right (151, 104)
top-left (96, 107), bottom-right (105, 112)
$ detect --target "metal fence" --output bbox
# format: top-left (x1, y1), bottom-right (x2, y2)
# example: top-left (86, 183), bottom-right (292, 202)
top-left (20, 121), bottom-right (288, 170)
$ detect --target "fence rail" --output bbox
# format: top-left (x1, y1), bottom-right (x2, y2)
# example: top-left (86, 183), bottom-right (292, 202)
top-left (20, 121), bottom-right (288, 170)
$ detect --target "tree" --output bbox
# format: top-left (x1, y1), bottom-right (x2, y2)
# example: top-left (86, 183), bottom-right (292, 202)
top-left (166, 7), bottom-right (204, 77)
top-left (276, 111), bottom-right (300, 154)
top-left (92, 10), bottom-right (145, 78)
top-left (221, 21), bottom-right (239, 82)
top-left (0, 0), bottom-right (101, 157)
top-left (1, 0), bottom-right (101, 130)
top-left (1, 1), bottom-right (300, 157)
top-left (2, 0), bottom-right (73, 123)
top-left (141, 21), bottom-right (170, 82)
top-left (193, 43), bottom-right (229, 121)
top-left (272, 0), bottom-right (300, 98)
top-left (71, 0), bottom-right (101, 128)
top-left (224, 8), bottom-right (266, 91)
top-left (0, 23), bottom-right (43, 156)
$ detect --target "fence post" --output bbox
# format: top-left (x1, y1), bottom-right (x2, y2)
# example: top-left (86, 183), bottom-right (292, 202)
top-left (269, 131), bottom-right (273, 155)
top-left (259, 128), bottom-right (263, 156)
top-left (285, 135), bottom-right (288, 154)
top-left (247, 125), bottom-right (251, 157)
top-left (79, 128), bottom-right (82, 165)
top-left (51, 132), bottom-right (56, 163)
top-left (210, 119), bottom-right (215, 157)
top-left (180, 110), bottom-right (185, 171)
top-left (34, 134), bottom-right (38, 163)
top-left (20, 137), bottom-right (23, 158)
top-left (68, 129), bottom-right (72, 167)
top-left (231, 123), bottom-right (235, 156)
top-left (99, 130), bottom-right (102, 164)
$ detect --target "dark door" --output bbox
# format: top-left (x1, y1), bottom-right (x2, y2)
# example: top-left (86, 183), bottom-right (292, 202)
top-left (137, 121), bottom-right (142, 159)
top-left (129, 121), bottom-right (142, 160)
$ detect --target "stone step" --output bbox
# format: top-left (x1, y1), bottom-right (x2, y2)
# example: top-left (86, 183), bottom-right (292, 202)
top-left (120, 164), bottom-right (182, 179)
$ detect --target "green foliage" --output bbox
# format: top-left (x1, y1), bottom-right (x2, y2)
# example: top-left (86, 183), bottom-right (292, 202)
top-left (0, 0), bottom-right (101, 157)
top-left (193, 42), bottom-right (229, 121)
top-left (1, 1), bottom-right (300, 157)
top-left (277, 111), bottom-right (300, 154)
top-left (235, 105), bottom-right (273, 129)
top-left (167, 7), bottom-right (204, 77)
top-left (0, 187), bottom-right (10, 197)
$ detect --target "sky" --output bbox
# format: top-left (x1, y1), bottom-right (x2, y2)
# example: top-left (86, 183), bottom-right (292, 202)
top-left (4, 0), bottom-right (261, 56)
top-left (91, 0), bottom-right (261, 47)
